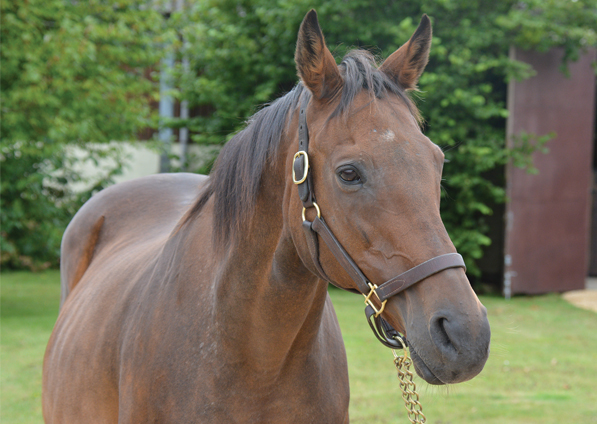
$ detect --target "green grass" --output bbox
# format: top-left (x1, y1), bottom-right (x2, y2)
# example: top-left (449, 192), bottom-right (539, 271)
top-left (2, 272), bottom-right (597, 423)
top-left (1, 271), bottom-right (61, 424)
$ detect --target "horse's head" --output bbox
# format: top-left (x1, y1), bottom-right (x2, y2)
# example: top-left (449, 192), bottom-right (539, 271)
top-left (289, 10), bottom-right (490, 385)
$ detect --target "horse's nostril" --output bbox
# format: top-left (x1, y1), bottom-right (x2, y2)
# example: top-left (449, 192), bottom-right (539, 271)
top-left (432, 316), bottom-right (456, 354)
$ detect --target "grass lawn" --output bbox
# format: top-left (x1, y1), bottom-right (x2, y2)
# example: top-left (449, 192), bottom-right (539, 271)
top-left (2, 271), bottom-right (596, 423)
top-left (1, 271), bottom-right (61, 424)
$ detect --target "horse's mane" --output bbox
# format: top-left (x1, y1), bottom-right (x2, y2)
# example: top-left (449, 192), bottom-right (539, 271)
top-left (186, 49), bottom-right (420, 248)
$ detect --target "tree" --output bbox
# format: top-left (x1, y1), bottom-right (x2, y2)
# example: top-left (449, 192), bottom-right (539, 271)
top-left (169, 0), bottom-right (596, 278)
top-left (1, 0), bottom-right (165, 270)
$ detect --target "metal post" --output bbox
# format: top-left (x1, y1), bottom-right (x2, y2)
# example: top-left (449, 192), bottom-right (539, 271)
top-left (159, 53), bottom-right (174, 173)
top-left (174, 0), bottom-right (189, 171)
top-left (179, 55), bottom-right (189, 171)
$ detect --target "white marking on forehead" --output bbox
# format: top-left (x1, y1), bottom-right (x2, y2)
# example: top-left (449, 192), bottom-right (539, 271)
top-left (381, 129), bottom-right (395, 142)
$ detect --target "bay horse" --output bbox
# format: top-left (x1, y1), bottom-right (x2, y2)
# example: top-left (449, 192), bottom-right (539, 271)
top-left (43, 10), bottom-right (490, 423)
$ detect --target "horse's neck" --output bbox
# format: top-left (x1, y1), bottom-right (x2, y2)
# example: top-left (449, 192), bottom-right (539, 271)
top-left (215, 226), bottom-right (328, 365)
top-left (175, 139), bottom-right (328, 376)
top-left (221, 175), bottom-right (328, 363)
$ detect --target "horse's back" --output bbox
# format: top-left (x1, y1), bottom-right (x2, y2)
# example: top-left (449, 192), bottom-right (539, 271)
top-left (59, 172), bottom-right (207, 305)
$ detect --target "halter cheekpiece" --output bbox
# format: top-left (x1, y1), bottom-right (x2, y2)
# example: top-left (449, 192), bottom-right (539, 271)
top-left (293, 96), bottom-right (466, 349)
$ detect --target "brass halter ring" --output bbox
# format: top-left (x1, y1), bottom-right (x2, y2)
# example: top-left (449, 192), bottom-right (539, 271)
top-left (302, 202), bottom-right (321, 222)
top-left (292, 151), bottom-right (309, 184)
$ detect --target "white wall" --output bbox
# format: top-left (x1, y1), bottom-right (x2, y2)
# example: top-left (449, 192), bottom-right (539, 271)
top-left (67, 141), bottom-right (217, 193)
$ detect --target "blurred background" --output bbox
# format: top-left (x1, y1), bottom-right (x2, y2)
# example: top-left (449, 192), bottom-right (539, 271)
top-left (1, 0), bottom-right (596, 423)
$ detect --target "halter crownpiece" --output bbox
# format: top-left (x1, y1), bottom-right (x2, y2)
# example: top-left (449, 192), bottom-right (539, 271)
top-left (293, 95), bottom-right (466, 349)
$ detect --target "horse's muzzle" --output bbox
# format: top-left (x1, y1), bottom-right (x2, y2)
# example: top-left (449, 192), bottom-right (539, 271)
top-left (409, 303), bottom-right (491, 385)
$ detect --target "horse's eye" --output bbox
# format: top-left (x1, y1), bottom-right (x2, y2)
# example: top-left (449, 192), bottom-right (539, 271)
top-left (338, 168), bottom-right (360, 183)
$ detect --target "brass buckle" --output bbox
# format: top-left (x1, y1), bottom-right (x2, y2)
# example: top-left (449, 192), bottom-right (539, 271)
top-left (302, 202), bottom-right (321, 222)
top-left (292, 151), bottom-right (309, 184)
top-left (363, 282), bottom-right (387, 318)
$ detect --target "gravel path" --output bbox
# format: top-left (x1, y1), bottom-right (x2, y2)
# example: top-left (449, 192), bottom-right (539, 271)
top-left (562, 278), bottom-right (597, 313)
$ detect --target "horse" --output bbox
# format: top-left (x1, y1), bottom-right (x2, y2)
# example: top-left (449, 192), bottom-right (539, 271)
top-left (43, 10), bottom-right (490, 423)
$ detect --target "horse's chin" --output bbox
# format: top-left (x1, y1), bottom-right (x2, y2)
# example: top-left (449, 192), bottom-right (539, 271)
top-left (408, 344), bottom-right (445, 386)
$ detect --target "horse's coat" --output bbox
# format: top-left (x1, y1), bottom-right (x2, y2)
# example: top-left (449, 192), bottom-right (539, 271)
top-left (43, 11), bottom-right (490, 423)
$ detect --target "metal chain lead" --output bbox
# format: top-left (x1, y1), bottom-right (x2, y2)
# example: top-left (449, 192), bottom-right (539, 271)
top-left (392, 338), bottom-right (426, 424)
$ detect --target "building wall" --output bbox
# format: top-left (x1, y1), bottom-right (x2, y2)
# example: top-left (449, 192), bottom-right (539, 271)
top-left (504, 47), bottom-right (596, 295)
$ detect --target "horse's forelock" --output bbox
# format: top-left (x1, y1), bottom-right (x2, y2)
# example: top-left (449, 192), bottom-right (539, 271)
top-left (334, 50), bottom-right (421, 122)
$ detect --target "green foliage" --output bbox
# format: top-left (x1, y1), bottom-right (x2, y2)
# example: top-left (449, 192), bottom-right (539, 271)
top-left (498, 0), bottom-right (597, 68)
top-left (1, 0), bottom-right (164, 270)
top-left (0, 141), bottom-right (126, 270)
top-left (508, 131), bottom-right (554, 174)
top-left (169, 0), bottom-right (308, 145)
top-left (0, 142), bottom-right (68, 270)
top-left (168, 0), bottom-right (597, 277)
top-left (1, 0), bottom-right (164, 142)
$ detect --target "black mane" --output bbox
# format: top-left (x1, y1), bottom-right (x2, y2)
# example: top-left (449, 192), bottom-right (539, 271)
top-left (186, 49), bottom-right (419, 248)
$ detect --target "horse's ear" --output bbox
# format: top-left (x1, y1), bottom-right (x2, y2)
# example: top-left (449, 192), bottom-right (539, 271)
top-left (380, 14), bottom-right (432, 90)
top-left (295, 10), bottom-right (342, 100)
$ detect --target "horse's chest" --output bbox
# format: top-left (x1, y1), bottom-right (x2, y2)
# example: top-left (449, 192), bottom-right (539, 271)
top-left (120, 368), bottom-right (348, 423)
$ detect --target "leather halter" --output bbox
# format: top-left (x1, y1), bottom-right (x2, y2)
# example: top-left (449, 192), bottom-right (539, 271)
top-left (293, 97), bottom-right (466, 349)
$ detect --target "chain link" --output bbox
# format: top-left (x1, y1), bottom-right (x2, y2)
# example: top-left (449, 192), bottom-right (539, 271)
top-left (392, 340), bottom-right (426, 424)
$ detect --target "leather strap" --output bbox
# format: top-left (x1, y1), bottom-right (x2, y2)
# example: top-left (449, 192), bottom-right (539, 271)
top-left (366, 304), bottom-right (406, 349)
top-left (312, 217), bottom-right (369, 294)
top-left (309, 219), bottom-right (466, 300)
top-left (301, 220), bottom-right (333, 283)
top-left (375, 253), bottom-right (466, 301)
top-left (296, 104), bottom-right (314, 207)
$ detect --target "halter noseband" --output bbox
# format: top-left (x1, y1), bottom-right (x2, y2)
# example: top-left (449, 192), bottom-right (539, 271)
top-left (293, 97), bottom-right (466, 349)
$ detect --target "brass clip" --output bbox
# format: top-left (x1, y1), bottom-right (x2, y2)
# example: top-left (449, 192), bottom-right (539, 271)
top-left (363, 282), bottom-right (387, 317)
